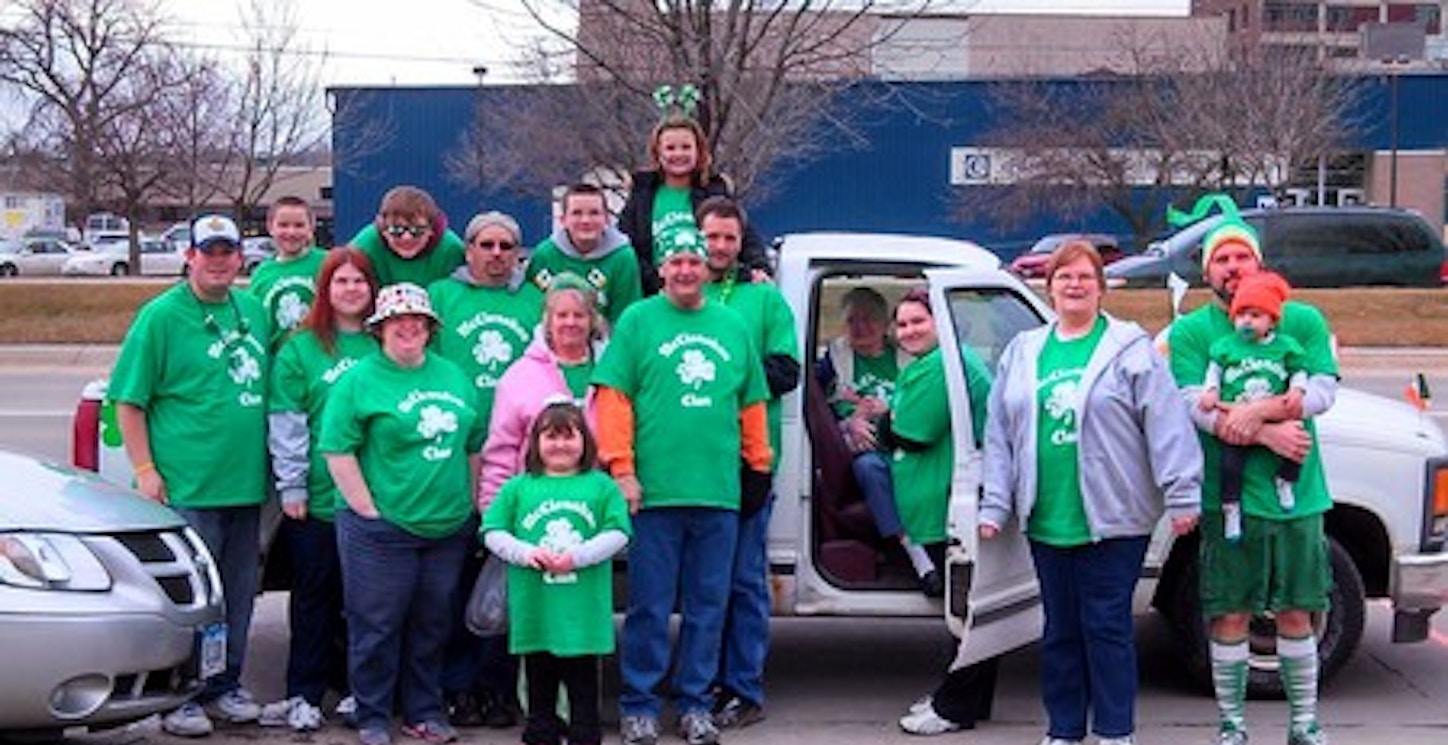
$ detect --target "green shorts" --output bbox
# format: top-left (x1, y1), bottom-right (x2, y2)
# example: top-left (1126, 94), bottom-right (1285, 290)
top-left (1199, 511), bottom-right (1332, 617)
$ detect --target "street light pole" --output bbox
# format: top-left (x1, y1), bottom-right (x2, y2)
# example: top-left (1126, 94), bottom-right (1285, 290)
top-left (1383, 55), bottom-right (1408, 209)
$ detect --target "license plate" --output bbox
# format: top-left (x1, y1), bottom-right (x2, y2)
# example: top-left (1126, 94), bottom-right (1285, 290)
top-left (199, 623), bottom-right (227, 679)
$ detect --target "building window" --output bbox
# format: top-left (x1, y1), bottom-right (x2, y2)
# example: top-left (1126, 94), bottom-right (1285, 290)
top-left (1264, 2), bottom-right (1318, 33)
top-left (3, 196), bottom-right (21, 209)
top-left (1326, 6), bottom-right (1382, 33)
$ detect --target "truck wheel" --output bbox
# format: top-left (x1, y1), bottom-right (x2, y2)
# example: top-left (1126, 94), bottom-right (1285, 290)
top-left (110, 262), bottom-right (129, 276)
top-left (1169, 537), bottom-right (1366, 699)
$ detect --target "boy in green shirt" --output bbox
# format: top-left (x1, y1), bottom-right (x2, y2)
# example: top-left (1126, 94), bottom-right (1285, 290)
top-left (250, 195), bottom-right (326, 348)
top-left (349, 185), bottom-right (467, 287)
top-left (527, 183), bottom-right (643, 326)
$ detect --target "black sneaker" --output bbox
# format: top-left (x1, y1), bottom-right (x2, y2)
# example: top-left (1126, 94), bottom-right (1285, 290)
top-left (919, 570), bottom-right (944, 598)
top-left (712, 694), bottom-right (766, 729)
top-left (444, 691), bottom-right (485, 727)
top-left (481, 697), bottom-right (521, 729)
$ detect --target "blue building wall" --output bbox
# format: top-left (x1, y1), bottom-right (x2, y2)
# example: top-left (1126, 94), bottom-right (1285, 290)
top-left (331, 75), bottom-right (1448, 257)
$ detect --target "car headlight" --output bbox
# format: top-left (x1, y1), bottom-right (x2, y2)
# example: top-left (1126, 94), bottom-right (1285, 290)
top-left (0, 532), bottom-right (112, 590)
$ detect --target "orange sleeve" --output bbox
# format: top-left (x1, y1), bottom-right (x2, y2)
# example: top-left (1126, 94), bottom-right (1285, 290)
top-left (595, 386), bottom-right (636, 476)
top-left (739, 401), bottom-right (773, 473)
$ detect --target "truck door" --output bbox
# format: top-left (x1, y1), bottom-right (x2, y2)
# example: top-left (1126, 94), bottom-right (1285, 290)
top-left (925, 267), bottom-right (1050, 664)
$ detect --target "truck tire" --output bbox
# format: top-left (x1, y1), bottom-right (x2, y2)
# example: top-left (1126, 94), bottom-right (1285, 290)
top-left (1169, 536), bottom-right (1366, 699)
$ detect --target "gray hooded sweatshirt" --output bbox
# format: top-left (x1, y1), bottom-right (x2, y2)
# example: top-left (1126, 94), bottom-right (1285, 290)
top-left (979, 315), bottom-right (1202, 541)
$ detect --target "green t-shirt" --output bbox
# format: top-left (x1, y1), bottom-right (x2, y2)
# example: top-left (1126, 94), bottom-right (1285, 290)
top-left (249, 248), bottom-right (326, 348)
top-left (268, 329), bottom-right (379, 521)
top-left (889, 347), bottom-right (953, 545)
top-left (1208, 331), bottom-right (1305, 404)
top-left (1028, 318), bottom-right (1106, 547)
top-left (481, 470), bottom-right (632, 656)
top-left (350, 224), bottom-right (467, 288)
top-left (649, 186), bottom-right (696, 265)
top-left (704, 277), bottom-right (800, 460)
top-left (561, 360), bottom-right (593, 402)
top-left (1170, 301), bottom-right (1337, 519)
top-left (318, 352), bottom-right (486, 538)
top-left (592, 296), bottom-right (769, 509)
top-left (427, 278), bottom-right (544, 426)
top-left (109, 283), bottom-right (271, 509)
top-left (830, 348), bottom-right (901, 420)
top-left (526, 238), bottom-right (644, 325)
top-left (959, 342), bottom-right (994, 446)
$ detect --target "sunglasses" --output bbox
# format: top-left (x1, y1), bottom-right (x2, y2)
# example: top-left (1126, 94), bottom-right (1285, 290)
top-left (475, 240), bottom-right (517, 251)
top-left (195, 242), bottom-right (240, 256)
top-left (384, 224), bottom-right (430, 238)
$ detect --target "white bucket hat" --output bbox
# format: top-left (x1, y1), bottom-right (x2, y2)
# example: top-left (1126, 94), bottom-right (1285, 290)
top-left (367, 282), bottom-right (439, 329)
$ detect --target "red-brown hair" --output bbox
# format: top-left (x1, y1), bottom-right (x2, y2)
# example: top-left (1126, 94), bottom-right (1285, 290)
top-left (301, 246), bottom-right (379, 354)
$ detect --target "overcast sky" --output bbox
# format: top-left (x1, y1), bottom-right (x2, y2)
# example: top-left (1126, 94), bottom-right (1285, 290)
top-left (163, 0), bottom-right (1192, 87)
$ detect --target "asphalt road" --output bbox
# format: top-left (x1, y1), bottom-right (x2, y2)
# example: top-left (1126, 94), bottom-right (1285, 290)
top-left (3, 353), bottom-right (1448, 744)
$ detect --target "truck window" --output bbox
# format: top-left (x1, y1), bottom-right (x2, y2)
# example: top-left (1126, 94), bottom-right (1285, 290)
top-left (946, 287), bottom-right (1047, 371)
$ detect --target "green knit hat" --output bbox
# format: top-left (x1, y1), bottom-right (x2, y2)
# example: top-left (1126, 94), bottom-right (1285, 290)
top-left (1166, 193), bottom-right (1262, 270)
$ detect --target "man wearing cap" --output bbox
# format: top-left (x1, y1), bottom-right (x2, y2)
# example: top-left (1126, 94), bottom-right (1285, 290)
top-left (426, 211), bottom-right (542, 728)
top-left (526, 183), bottom-right (643, 325)
top-left (594, 225), bottom-right (772, 745)
top-left (111, 214), bottom-right (273, 736)
top-left (321, 282), bottom-right (487, 745)
top-left (697, 196), bottom-right (799, 731)
top-left (1167, 214), bottom-right (1338, 745)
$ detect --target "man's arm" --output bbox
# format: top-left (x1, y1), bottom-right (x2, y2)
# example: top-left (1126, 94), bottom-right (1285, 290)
top-left (116, 402), bottom-right (165, 504)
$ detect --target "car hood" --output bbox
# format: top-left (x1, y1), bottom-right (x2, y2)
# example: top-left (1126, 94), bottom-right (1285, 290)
top-left (1103, 255), bottom-right (1163, 276)
top-left (1322, 388), bottom-right (1448, 454)
top-left (0, 450), bottom-right (186, 532)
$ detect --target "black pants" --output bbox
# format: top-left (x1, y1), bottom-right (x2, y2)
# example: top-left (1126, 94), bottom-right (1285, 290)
top-left (522, 653), bottom-right (601, 745)
top-left (1221, 443), bottom-right (1301, 505)
top-left (931, 656), bottom-right (1000, 727)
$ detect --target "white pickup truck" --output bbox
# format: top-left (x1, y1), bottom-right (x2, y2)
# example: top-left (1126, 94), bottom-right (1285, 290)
top-left (74, 232), bottom-right (1448, 697)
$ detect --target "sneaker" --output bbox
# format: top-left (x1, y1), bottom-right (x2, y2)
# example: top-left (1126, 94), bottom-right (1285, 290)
top-left (1287, 724), bottom-right (1326, 745)
top-left (259, 696), bottom-right (322, 730)
top-left (919, 569), bottom-right (945, 598)
top-left (162, 702), bottom-right (214, 738)
top-left (1038, 738), bottom-right (1083, 745)
top-left (1213, 728), bottom-right (1249, 745)
top-left (677, 711), bottom-right (720, 745)
top-left (336, 694), bottom-right (359, 727)
top-left (907, 694), bottom-right (933, 716)
top-left (481, 697), bottom-right (522, 729)
top-left (898, 705), bottom-right (961, 736)
top-left (401, 720), bottom-right (460, 744)
top-left (359, 726), bottom-right (392, 745)
top-left (206, 688), bottom-right (261, 723)
top-left (1099, 737), bottom-right (1134, 745)
top-left (444, 690), bottom-right (485, 727)
top-left (711, 694), bottom-right (766, 729)
top-left (619, 714), bottom-right (659, 745)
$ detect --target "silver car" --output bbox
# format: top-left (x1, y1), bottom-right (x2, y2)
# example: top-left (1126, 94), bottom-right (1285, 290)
top-left (0, 237), bottom-right (77, 277)
top-left (0, 450), bottom-right (224, 736)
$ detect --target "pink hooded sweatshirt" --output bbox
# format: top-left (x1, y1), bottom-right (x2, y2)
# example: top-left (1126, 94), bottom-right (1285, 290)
top-left (478, 334), bottom-right (600, 509)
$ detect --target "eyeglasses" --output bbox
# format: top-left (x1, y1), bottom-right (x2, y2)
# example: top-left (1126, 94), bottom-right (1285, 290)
top-left (474, 240), bottom-right (517, 251)
top-left (384, 224), bottom-right (430, 238)
top-left (1051, 273), bottom-right (1099, 286)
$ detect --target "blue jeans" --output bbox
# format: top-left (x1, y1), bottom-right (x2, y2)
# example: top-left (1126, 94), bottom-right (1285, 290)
top-left (853, 452), bottom-right (902, 538)
top-left (337, 509), bottom-right (474, 731)
top-left (283, 516), bottom-right (347, 705)
top-left (620, 507), bottom-right (738, 718)
top-left (718, 496), bottom-right (774, 706)
top-left (173, 505), bottom-right (260, 702)
top-left (1029, 537), bottom-right (1149, 740)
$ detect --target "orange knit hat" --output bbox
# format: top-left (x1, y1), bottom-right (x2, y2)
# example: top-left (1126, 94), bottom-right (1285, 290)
top-left (1230, 271), bottom-right (1291, 322)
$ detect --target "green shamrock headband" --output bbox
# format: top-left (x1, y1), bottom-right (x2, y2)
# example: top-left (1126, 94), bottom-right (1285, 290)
top-left (1168, 192), bottom-right (1262, 269)
top-left (653, 84), bottom-right (700, 119)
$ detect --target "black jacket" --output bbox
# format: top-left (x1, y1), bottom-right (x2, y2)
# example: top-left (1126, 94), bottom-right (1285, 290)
top-left (617, 170), bottom-right (770, 294)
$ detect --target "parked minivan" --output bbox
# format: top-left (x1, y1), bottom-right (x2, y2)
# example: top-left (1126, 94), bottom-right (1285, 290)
top-left (1106, 206), bottom-right (1445, 288)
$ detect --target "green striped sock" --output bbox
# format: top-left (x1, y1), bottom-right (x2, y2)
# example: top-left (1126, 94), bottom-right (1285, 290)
top-left (1210, 639), bottom-right (1249, 735)
top-left (1278, 635), bottom-right (1320, 734)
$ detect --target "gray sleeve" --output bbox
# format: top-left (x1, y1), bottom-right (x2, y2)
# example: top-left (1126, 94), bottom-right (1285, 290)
top-left (267, 411), bottom-right (310, 507)
top-left (1135, 347), bottom-right (1204, 518)
top-left (1204, 361), bottom-right (1223, 389)
top-left (1299, 372), bottom-right (1337, 418)
top-left (567, 529), bottom-right (629, 569)
top-left (482, 530), bottom-right (539, 567)
top-left (978, 343), bottom-right (1017, 530)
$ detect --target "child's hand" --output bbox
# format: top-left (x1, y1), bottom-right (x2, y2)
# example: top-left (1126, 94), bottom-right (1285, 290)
top-left (526, 549), bottom-right (550, 571)
top-left (547, 553), bottom-right (577, 574)
top-left (1199, 388), bottom-right (1219, 412)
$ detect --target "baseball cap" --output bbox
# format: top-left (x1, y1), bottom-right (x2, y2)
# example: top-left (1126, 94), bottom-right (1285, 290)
top-left (192, 214), bottom-right (242, 251)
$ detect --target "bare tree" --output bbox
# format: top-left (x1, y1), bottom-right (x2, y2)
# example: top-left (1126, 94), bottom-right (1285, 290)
top-left (206, 0), bottom-right (329, 226)
top-left (153, 54), bottom-right (232, 216)
top-left (957, 34), bottom-right (1361, 245)
top-left (457, 0), bottom-right (937, 203)
top-left (0, 0), bottom-right (169, 221)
